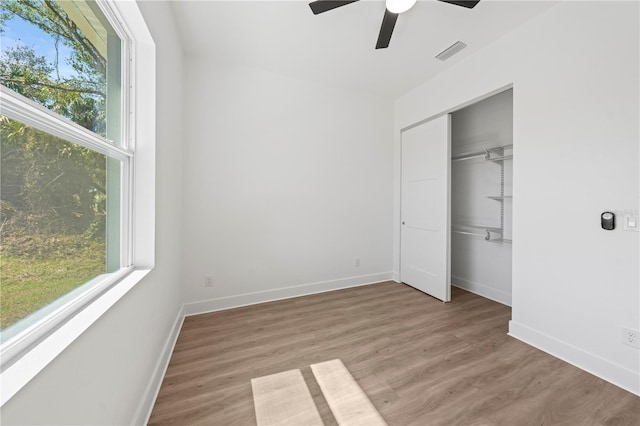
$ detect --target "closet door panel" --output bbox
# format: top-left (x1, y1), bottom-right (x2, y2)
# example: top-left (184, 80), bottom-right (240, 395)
top-left (401, 115), bottom-right (450, 302)
top-left (404, 180), bottom-right (443, 230)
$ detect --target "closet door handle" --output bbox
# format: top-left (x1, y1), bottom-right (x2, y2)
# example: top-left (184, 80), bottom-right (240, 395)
top-left (402, 221), bottom-right (405, 225)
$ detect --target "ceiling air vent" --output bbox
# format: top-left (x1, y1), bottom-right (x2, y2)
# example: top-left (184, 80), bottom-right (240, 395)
top-left (436, 41), bottom-right (467, 61)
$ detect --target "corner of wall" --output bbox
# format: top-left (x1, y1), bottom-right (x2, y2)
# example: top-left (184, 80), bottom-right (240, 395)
top-left (132, 304), bottom-right (185, 425)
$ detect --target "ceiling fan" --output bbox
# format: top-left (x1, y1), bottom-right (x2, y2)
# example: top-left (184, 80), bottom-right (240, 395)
top-left (309, 0), bottom-right (480, 49)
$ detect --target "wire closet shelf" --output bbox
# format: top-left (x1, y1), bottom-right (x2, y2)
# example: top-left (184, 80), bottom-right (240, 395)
top-left (451, 144), bottom-right (513, 244)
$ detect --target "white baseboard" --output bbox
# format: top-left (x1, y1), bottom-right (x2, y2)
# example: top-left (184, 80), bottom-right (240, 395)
top-left (392, 271), bottom-right (400, 283)
top-left (509, 320), bottom-right (640, 396)
top-left (132, 305), bottom-right (185, 425)
top-left (451, 275), bottom-right (512, 306)
top-left (183, 272), bottom-right (394, 317)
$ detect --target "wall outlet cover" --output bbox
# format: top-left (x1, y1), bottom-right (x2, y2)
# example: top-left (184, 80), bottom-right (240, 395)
top-left (622, 327), bottom-right (640, 348)
top-left (204, 276), bottom-right (214, 287)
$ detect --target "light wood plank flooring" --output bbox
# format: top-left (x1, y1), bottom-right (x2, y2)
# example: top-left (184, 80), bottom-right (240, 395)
top-left (149, 282), bottom-right (640, 425)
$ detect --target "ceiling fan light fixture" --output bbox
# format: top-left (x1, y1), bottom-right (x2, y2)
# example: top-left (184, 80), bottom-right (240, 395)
top-left (385, 0), bottom-right (417, 14)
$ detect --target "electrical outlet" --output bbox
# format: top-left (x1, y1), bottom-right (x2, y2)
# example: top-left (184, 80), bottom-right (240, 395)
top-left (204, 276), bottom-right (214, 287)
top-left (622, 327), bottom-right (640, 348)
top-left (354, 258), bottom-right (360, 267)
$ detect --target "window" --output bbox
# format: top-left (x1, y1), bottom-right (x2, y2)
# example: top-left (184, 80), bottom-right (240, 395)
top-left (0, 0), bottom-right (155, 404)
top-left (1, 0), bottom-right (127, 337)
top-left (1, 118), bottom-right (114, 328)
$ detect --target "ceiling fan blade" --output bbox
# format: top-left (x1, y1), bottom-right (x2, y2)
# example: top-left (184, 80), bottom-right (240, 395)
top-left (375, 9), bottom-right (398, 49)
top-left (309, 0), bottom-right (359, 15)
top-left (437, 0), bottom-right (481, 8)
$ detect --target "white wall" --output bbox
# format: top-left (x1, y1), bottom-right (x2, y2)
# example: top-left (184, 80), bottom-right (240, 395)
top-left (0, 2), bottom-right (185, 424)
top-left (394, 1), bottom-right (639, 394)
top-left (182, 59), bottom-right (394, 314)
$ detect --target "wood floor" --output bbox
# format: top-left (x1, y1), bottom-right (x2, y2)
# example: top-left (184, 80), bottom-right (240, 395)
top-left (149, 282), bottom-right (640, 425)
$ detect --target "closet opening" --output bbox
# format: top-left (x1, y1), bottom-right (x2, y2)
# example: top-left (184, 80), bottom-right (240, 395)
top-left (450, 88), bottom-right (513, 306)
top-left (399, 87), bottom-right (513, 305)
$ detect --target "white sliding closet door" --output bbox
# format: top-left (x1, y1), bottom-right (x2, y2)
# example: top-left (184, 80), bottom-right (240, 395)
top-left (401, 115), bottom-right (450, 302)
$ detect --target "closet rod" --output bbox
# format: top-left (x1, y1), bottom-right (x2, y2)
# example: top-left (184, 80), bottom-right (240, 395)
top-left (451, 152), bottom-right (485, 161)
top-left (451, 144), bottom-right (513, 162)
top-left (452, 230), bottom-right (490, 240)
top-left (488, 238), bottom-right (512, 244)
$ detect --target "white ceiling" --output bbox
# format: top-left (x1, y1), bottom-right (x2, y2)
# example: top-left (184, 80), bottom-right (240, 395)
top-left (169, 0), bottom-right (558, 99)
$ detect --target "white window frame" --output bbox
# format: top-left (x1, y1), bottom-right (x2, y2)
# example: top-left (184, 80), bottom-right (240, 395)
top-left (0, 0), bottom-right (155, 406)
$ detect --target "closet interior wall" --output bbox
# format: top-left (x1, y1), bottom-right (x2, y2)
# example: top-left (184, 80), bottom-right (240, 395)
top-left (451, 89), bottom-right (513, 306)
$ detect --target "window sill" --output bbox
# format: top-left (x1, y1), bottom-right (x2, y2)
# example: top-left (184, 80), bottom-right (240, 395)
top-left (0, 268), bottom-right (151, 406)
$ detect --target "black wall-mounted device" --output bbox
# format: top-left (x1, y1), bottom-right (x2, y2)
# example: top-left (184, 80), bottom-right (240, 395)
top-left (601, 212), bottom-right (615, 230)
